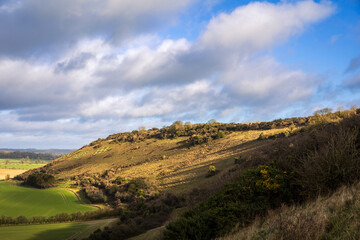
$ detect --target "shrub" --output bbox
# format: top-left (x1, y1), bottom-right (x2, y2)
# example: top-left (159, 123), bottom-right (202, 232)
top-left (114, 176), bottom-right (127, 184)
top-left (84, 186), bottom-right (107, 203)
top-left (206, 165), bottom-right (217, 177)
top-left (289, 127), bottom-right (360, 199)
top-left (24, 172), bottom-right (55, 188)
top-left (215, 130), bottom-right (224, 139)
top-left (234, 156), bottom-right (243, 164)
top-left (127, 178), bottom-right (148, 196)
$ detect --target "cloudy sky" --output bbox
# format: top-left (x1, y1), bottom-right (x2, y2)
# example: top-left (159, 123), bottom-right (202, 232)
top-left (0, 0), bottom-right (359, 149)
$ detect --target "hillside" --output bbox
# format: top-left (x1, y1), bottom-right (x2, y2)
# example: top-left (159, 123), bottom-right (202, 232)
top-left (22, 118), bottom-right (308, 194)
top-left (15, 108), bottom-right (360, 239)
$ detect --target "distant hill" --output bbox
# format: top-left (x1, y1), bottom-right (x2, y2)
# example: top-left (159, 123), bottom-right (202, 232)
top-left (0, 148), bottom-right (75, 154)
top-left (0, 149), bottom-right (75, 160)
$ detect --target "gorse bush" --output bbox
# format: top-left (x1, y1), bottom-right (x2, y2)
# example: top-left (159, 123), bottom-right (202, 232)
top-left (164, 164), bottom-right (291, 240)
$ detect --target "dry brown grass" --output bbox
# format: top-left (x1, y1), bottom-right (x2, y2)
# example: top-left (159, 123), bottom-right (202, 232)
top-left (0, 169), bottom-right (27, 179)
top-left (44, 128), bottom-right (291, 195)
top-left (219, 182), bottom-right (360, 240)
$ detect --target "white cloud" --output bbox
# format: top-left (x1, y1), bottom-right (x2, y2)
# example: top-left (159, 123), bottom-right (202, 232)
top-left (80, 80), bottom-right (217, 119)
top-left (221, 57), bottom-right (317, 104)
top-left (0, 0), bottom-right (337, 148)
top-left (199, 0), bottom-right (334, 53)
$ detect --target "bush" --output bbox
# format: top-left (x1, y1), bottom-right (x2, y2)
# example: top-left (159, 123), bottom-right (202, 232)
top-left (286, 126), bottom-right (360, 199)
top-left (206, 165), bottom-right (217, 177)
top-left (84, 186), bottom-right (107, 203)
top-left (23, 172), bottom-right (55, 188)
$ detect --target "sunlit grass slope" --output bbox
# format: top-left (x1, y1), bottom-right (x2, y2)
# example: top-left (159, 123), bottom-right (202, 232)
top-left (42, 127), bottom-right (291, 194)
top-left (0, 181), bottom-right (96, 217)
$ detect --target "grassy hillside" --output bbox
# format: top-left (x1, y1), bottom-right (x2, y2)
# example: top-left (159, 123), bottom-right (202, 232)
top-left (14, 109), bottom-right (359, 239)
top-left (161, 110), bottom-right (360, 240)
top-left (0, 181), bottom-right (96, 217)
top-left (30, 127), bottom-right (295, 195)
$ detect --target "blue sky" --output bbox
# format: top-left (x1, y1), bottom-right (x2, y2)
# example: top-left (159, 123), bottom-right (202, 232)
top-left (0, 0), bottom-right (359, 149)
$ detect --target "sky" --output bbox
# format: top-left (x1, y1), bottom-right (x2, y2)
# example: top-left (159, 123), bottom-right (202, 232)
top-left (0, 0), bottom-right (359, 149)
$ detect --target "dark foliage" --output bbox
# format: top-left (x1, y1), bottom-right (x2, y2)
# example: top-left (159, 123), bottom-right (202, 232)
top-left (0, 151), bottom-right (59, 160)
top-left (90, 116), bottom-right (312, 148)
top-left (23, 172), bottom-right (56, 188)
top-left (87, 193), bottom-right (185, 240)
top-left (0, 208), bottom-right (117, 226)
top-left (164, 164), bottom-right (291, 239)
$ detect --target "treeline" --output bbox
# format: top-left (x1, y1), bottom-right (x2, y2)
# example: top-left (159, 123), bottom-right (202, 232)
top-left (163, 110), bottom-right (360, 239)
top-left (89, 108), bottom-right (358, 149)
top-left (0, 208), bottom-right (118, 226)
top-left (90, 116), bottom-right (310, 148)
top-left (0, 151), bottom-right (60, 160)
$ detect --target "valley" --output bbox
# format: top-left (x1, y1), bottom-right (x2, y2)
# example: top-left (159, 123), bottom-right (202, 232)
top-left (1, 109), bottom-right (360, 240)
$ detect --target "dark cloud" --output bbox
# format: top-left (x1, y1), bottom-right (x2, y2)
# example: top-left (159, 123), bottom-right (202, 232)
top-left (0, 0), bottom-right (194, 58)
top-left (345, 55), bottom-right (360, 73)
top-left (55, 53), bottom-right (94, 73)
top-left (345, 73), bottom-right (360, 89)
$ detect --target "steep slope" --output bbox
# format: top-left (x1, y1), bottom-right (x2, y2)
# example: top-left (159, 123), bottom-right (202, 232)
top-left (36, 127), bottom-right (290, 193)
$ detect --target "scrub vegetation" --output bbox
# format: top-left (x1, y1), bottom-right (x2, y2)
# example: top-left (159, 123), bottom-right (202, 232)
top-left (4, 107), bottom-right (360, 240)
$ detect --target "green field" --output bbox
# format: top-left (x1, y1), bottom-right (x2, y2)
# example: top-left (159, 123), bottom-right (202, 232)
top-left (0, 181), bottom-right (97, 217)
top-left (0, 218), bottom-right (118, 240)
top-left (0, 159), bottom-right (48, 170)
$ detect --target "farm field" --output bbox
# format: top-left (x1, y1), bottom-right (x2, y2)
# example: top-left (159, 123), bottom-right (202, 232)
top-left (0, 158), bottom-right (48, 170)
top-left (0, 164), bottom-right (45, 170)
top-left (0, 169), bottom-right (27, 180)
top-left (0, 218), bottom-right (118, 240)
top-left (0, 181), bottom-right (97, 217)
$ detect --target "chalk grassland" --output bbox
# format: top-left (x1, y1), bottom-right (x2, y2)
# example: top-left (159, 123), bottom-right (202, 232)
top-left (47, 128), bottom-right (292, 194)
top-left (0, 218), bottom-right (118, 240)
top-left (0, 169), bottom-right (27, 179)
top-left (0, 158), bottom-right (47, 170)
top-left (0, 181), bottom-right (97, 217)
